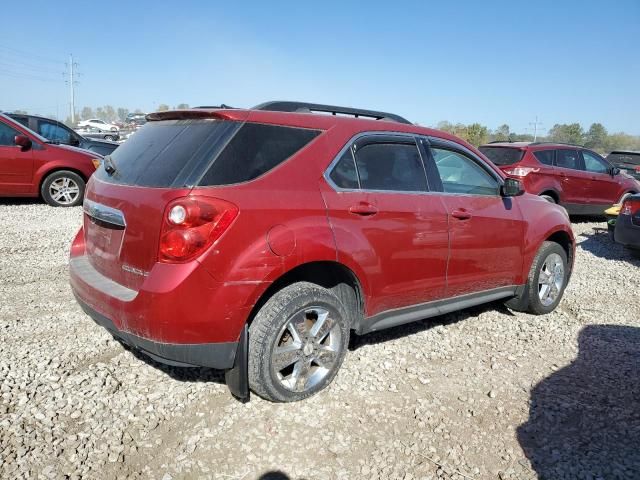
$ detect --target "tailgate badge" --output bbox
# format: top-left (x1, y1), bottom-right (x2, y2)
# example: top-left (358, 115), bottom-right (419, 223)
top-left (122, 264), bottom-right (149, 277)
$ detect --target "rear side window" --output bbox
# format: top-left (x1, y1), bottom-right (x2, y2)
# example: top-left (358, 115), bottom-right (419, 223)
top-left (555, 149), bottom-right (582, 170)
top-left (533, 150), bottom-right (555, 166)
top-left (94, 120), bottom-right (319, 187)
top-left (478, 147), bottom-right (524, 165)
top-left (354, 143), bottom-right (427, 192)
top-left (329, 149), bottom-right (359, 189)
top-left (199, 123), bottom-right (320, 186)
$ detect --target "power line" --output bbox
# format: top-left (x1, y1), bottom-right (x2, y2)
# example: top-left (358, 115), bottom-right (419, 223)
top-left (529, 116), bottom-right (545, 141)
top-left (0, 69), bottom-right (61, 83)
top-left (0, 44), bottom-right (65, 65)
top-left (0, 56), bottom-right (62, 75)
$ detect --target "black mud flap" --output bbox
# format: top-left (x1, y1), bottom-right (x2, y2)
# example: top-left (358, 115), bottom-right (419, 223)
top-left (225, 324), bottom-right (250, 403)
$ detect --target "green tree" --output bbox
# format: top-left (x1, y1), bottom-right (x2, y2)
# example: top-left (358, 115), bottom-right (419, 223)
top-left (492, 124), bottom-right (510, 142)
top-left (584, 123), bottom-right (608, 152)
top-left (175, 103), bottom-right (189, 109)
top-left (157, 104), bottom-right (170, 112)
top-left (117, 107), bottom-right (129, 122)
top-left (462, 123), bottom-right (489, 146)
top-left (80, 107), bottom-right (94, 120)
top-left (548, 123), bottom-right (584, 145)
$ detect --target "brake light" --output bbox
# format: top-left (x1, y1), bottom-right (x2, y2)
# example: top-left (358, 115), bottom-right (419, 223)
top-left (159, 196), bottom-right (238, 263)
top-left (621, 197), bottom-right (640, 216)
top-left (503, 167), bottom-right (539, 177)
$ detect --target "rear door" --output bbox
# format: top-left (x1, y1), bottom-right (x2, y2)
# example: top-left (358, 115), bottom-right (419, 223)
top-left (426, 138), bottom-right (526, 297)
top-left (581, 150), bottom-right (621, 205)
top-left (321, 134), bottom-right (449, 316)
top-left (554, 148), bottom-right (591, 207)
top-left (0, 120), bottom-right (34, 194)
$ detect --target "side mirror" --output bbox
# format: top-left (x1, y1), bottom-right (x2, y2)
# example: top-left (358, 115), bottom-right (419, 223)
top-left (70, 136), bottom-right (81, 146)
top-left (610, 166), bottom-right (620, 177)
top-left (14, 135), bottom-right (32, 152)
top-left (501, 177), bottom-right (525, 197)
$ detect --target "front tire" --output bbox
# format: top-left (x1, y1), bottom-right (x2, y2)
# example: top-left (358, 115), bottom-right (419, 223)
top-left (248, 282), bottom-right (350, 402)
top-left (41, 170), bottom-right (85, 207)
top-left (507, 241), bottom-right (569, 315)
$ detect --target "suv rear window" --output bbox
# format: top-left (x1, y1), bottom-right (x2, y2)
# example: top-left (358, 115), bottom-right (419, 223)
top-left (607, 152), bottom-right (640, 166)
top-left (94, 120), bottom-right (320, 187)
top-left (478, 146), bottom-right (524, 165)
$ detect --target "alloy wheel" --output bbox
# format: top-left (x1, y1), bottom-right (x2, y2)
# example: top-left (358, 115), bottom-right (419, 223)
top-left (538, 253), bottom-right (565, 307)
top-left (49, 177), bottom-right (80, 206)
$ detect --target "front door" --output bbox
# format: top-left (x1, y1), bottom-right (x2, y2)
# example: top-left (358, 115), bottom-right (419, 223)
top-left (0, 121), bottom-right (34, 194)
top-left (427, 139), bottom-right (526, 297)
top-left (582, 150), bottom-right (622, 205)
top-left (553, 149), bottom-right (592, 210)
top-left (321, 134), bottom-right (449, 317)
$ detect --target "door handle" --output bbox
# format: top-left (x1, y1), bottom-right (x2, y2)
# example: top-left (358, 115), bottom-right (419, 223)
top-left (451, 209), bottom-right (472, 220)
top-left (349, 202), bottom-right (378, 216)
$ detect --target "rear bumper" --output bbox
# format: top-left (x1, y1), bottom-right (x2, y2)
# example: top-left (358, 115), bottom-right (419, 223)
top-left (75, 294), bottom-right (238, 369)
top-left (615, 214), bottom-right (640, 249)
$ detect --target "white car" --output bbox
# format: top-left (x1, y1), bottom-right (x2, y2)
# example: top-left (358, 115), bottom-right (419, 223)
top-left (77, 119), bottom-right (119, 132)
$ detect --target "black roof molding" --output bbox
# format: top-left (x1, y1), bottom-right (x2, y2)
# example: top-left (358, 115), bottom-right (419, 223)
top-left (529, 141), bottom-right (584, 148)
top-left (253, 101), bottom-right (412, 125)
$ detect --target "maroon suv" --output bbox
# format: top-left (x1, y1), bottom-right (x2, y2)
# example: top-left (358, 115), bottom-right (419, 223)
top-left (70, 102), bottom-right (575, 402)
top-left (479, 142), bottom-right (640, 214)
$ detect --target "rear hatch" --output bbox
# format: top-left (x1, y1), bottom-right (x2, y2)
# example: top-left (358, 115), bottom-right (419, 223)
top-left (478, 145), bottom-right (525, 167)
top-left (606, 151), bottom-right (640, 179)
top-left (83, 117), bottom-right (241, 290)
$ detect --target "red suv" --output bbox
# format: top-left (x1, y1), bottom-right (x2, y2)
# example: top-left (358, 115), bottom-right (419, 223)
top-left (0, 113), bottom-right (102, 207)
top-left (69, 102), bottom-right (575, 402)
top-left (479, 142), bottom-right (640, 214)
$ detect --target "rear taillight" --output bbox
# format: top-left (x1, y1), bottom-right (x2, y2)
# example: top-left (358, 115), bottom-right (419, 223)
top-left (159, 196), bottom-right (238, 263)
top-left (503, 167), bottom-right (539, 177)
top-left (621, 197), bottom-right (640, 216)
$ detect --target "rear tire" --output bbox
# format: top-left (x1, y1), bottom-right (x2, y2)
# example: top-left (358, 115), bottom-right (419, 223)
top-left (540, 194), bottom-right (556, 204)
top-left (41, 170), bottom-right (85, 207)
top-left (506, 241), bottom-right (568, 315)
top-left (248, 282), bottom-right (350, 402)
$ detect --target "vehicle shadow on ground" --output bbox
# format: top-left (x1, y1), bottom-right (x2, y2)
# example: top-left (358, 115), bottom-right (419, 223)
top-left (0, 197), bottom-right (44, 207)
top-left (115, 339), bottom-right (227, 385)
top-left (349, 300), bottom-right (515, 350)
top-left (577, 228), bottom-right (640, 265)
top-left (258, 472), bottom-right (290, 480)
top-left (517, 324), bottom-right (640, 478)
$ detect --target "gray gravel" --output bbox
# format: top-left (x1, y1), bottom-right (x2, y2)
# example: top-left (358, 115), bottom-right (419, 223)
top-left (1, 201), bottom-right (638, 480)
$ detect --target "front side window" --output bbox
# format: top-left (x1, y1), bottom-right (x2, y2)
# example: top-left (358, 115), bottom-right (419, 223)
top-left (38, 120), bottom-right (72, 144)
top-left (0, 122), bottom-right (19, 146)
top-left (582, 151), bottom-right (609, 174)
top-left (353, 142), bottom-right (427, 192)
top-left (555, 149), bottom-right (582, 170)
top-left (431, 147), bottom-right (499, 195)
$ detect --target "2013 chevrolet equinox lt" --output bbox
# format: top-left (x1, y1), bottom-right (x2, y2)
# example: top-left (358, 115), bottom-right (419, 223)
top-left (69, 102), bottom-right (575, 402)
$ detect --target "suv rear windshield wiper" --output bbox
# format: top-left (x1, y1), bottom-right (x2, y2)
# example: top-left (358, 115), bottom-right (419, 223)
top-left (103, 155), bottom-right (117, 175)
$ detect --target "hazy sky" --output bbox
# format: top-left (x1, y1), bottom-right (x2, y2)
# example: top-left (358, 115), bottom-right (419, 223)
top-left (1, 0), bottom-right (639, 134)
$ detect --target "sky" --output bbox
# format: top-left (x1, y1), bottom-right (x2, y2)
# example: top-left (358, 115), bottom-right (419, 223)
top-left (1, 0), bottom-right (639, 134)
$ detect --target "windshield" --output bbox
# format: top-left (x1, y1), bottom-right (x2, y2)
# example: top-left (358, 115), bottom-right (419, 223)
top-left (0, 113), bottom-right (50, 144)
top-left (479, 146), bottom-right (525, 166)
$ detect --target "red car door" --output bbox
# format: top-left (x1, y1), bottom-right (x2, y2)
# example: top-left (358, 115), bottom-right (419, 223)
top-left (582, 150), bottom-right (622, 205)
top-left (0, 120), bottom-right (34, 194)
top-left (321, 135), bottom-right (449, 317)
top-left (427, 140), bottom-right (526, 297)
top-left (554, 149), bottom-right (592, 209)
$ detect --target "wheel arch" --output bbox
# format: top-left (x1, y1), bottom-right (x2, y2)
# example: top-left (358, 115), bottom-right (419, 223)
top-left (545, 229), bottom-right (574, 274)
top-left (538, 189), bottom-right (560, 203)
top-left (246, 261), bottom-right (365, 329)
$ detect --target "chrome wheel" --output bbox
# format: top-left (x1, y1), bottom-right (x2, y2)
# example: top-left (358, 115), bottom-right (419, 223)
top-left (538, 253), bottom-right (565, 307)
top-left (272, 307), bottom-right (342, 393)
top-left (49, 177), bottom-right (80, 205)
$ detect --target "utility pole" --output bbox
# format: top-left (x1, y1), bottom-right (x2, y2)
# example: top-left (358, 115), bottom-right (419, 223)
top-left (529, 115), bottom-right (544, 142)
top-left (64, 54), bottom-right (79, 124)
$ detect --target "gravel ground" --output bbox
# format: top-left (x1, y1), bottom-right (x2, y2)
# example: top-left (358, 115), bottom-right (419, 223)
top-left (1, 200), bottom-right (639, 480)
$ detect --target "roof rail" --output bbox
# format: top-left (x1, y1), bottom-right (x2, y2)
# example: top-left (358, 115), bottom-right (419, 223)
top-left (253, 101), bottom-right (412, 125)
top-left (529, 141), bottom-right (584, 147)
top-left (193, 104), bottom-right (235, 109)
top-left (487, 140), bottom-right (515, 144)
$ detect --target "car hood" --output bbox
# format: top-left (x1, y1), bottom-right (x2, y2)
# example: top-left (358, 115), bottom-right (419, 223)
top-left (50, 142), bottom-right (103, 158)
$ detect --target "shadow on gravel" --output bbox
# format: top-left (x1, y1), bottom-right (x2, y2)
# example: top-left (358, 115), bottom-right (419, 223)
top-left (116, 339), bottom-right (226, 384)
top-left (0, 197), bottom-right (43, 207)
top-left (517, 325), bottom-right (640, 478)
top-left (578, 229), bottom-right (640, 265)
top-left (349, 300), bottom-right (515, 351)
top-left (258, 471), bottom-right (290, 480)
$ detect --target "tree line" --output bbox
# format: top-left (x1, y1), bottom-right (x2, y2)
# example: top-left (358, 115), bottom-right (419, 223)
top-left (8, 104), bottom-right (640, 153)
top-left (434, 121), bottom-right (640, 153)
